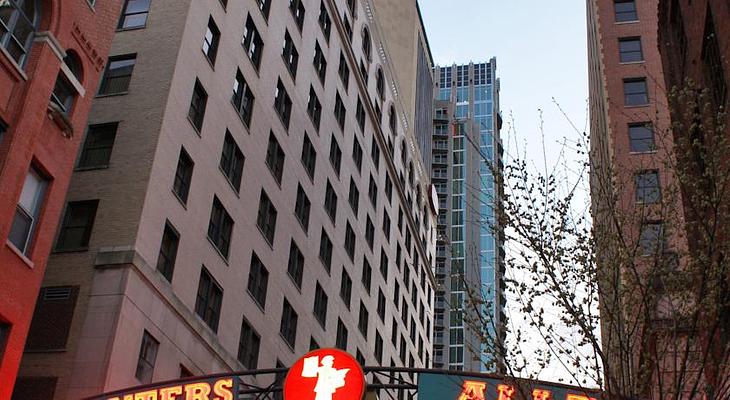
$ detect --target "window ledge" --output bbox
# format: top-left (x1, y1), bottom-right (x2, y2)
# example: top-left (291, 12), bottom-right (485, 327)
top-left (624, 104), bottom-right (650, 109)
top-left (246, 290), bottom-right (266, 313)
top-left (96, 91), bottom-right (129, 99)
top-left (619, 61), bottom-right (645, 65)
top-left (47, 102), bottom-right (74, 137)
top-left (53, 246), bottom-right (90, 254)
top-left (615, 20), bottom-right (639, 25)
top-left (629, 150), bottom-right (658, 155)
top-left (279, 333), bottom-right (296, 352)
top-left (187, 116), bottom-right (203, 137)
top-left (75, 165), bottom-right (110, 172)
top-left (116, 26), bottom-right (147, 33)
top-left (6, 240), bottom-right (34, 269)
top-left (256, 226), bottom-right (275, 250)
top-left (0, 46), bottom-right (28, 81)
top-left (205, 236), bottom-right (230, 265)
top-left (172, 189), bottom-right (188, 210)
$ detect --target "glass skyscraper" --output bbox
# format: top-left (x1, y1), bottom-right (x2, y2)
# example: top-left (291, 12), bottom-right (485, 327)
top-left (431, 59), bottom-right (505, 372)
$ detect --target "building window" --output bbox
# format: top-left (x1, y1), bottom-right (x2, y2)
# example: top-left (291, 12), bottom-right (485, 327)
top-left (219, 131), bottom-right (245, 191)
top-left (379, 248), bottom-right (388, 279)
top-left (318, 1), bottom-right (331, 41)
top-left (362, 27), bottom-right (372, 61)
top-left (343, 15), bottom-right (353, 42)
top-left (207, 197), bottom-right (233, 258)
top-left (274, 78), bottom-right (293, 129)
top-left (289, 0), bottom-right (306, 31)
top-left (156, 222), bottom-right (179, 282)
top-left (173, 148), bottom-right (194, 204)
top-left (371, 137), bottom-right (380, 171)
top-left (344, 222), bottom-right (356, 260)
top-left (9, 168), bottom-right (47, 255)
top-left (614, 0), bottom-right (637, 23)
top-left (346, 0), bottom-right (356, 17)
top-left (0, 322), bottom-right (9, 361)
top-left (348, 178), bottom-right (360, 215)
top-left (382, 212), bottom-right (391, 240)
top-left (338, 52), bottom-right (350, 90)
top-left (356, 350), bottom-right (365, 366)
top-left (294, 184), bottom-right (311, 232)
top-left (0, 0), bottom-right (39, 66)
top-left (377, 289), bottom-right (386, 321)
top-left (389, 105), bottom-right (397, 133)
top-left (313, 282), bottom-right (328, 328)
top-left (301, 133), bottom-right (317, 180)
top-left (257, 0), bottom-right (271, 20)
top-left (319, 229), bottom-right (333, 272)
top-left (56, 200), bottom-right (98, 251)
top-left (352, 139), bottom-right (363, 172)
top-left (702, 8), bottom-right (727, 107)
top-left (324, 180), bottom-right (338, 223)
top-left (203, 16), bottom-right (220, 65)
top-left (99, 55), bottom-right (136, 95)
top-left (266, 132), bottom-right (286, 184)
top-left (334, 92), bottom-right (346, 129)
top-left (313, 41), bottom-right (327, 84)
top-left (639, 222), bottom-right (665, 256)
top-left (195, 267), bottom-right (223, 332)
top-left (336, 319), bottom-right (348, 350)
top-left (242, 15), bottom-right (264, 70)
top-left (376, 69), bottom-right (385, 100)
top-left (25, 286), bottom-right (78, 351)
top-left (384, 175), bottom-right (393, 203)
top-left (358, 301), bottom-right (369, 336)
top-left (135, 331), bottom-right (159, 384)
top-left (188, 79), bottom-right (208, 131)
top-left (310, 337), bottom-right (320, 351)
top-left (635, 171), bottom-right (661, 204)
top-left (623, 78), bottom-right (648, 106)
top-left (329, 135), bottom-right (342, 176)
top-left (628, 122), bottom-right (655, 153)
top-left (77, 123), bottom-right (118, 169)
top-left (50, 56), bottom-right (80, 115)
top-left (391, 318), bottom-right (398, 345)
top-left (247, 252), bottom-right (269, 308)
top-left (119, 0), bottom-right (151, 29)
top-left (340, 270), bottom-right (352, 309)
top-left (287, 240), bottom-right (305, 288)
top-left (365, 216), bottom-right (374, 249)
top-left (307, 86), bottom-right (322, 130)
top-left (282, 30), bottom-right (299, 79)
top-left (256, 190), bottom-right (278, 245)
top-left (362, 258), bottom-right (372, 292)
top-left (280, 299), bottom-right (298, 348)
top-left (359, 59), bottom-right (368, 83)
top-left (368, 174), bottom-right (377, 207)
top-left (356, 97), bottom-right (366, 131)
top-left (238, 319), bottom-right (260, 369)
top-left (374, 333), bottom-right (383, 363)
top-left (619, 37), bottom-right (643, 63)
top-left (232, 69), bottom-right (255, 127)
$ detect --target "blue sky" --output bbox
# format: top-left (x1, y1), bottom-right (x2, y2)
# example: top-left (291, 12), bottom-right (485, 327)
top-left (419, 0), bottom-right (589, 165)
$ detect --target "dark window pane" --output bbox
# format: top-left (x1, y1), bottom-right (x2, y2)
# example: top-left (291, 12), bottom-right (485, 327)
top-left (614, 0), bottom-right (637, 22)
top-left (188, 79), bottom-right (208, 131)
top-left (623, 78), bottom-right (648, 106)
top-left (173, 148), bottom-right (194, 203)
top-left (56, 200), bottom-right (99, 250)
top-left (156, 222), bottom-right (179, 282)
top-left (207, 197), bottom-right (233, 258)
top-left (619, 37), bottom-right (643, 62)
top-left (78, 123), bottom-right (118, 169)
top-left (247, 252), bottom-right (269, 308)
top-left (99, 55), bottom-right (136, 95)
top-left (219, 131), bottom-right (245, 191)
top-left (195, 268), bottom-right (223, 332)
top-left (135, 330), bottom-right (159, 383)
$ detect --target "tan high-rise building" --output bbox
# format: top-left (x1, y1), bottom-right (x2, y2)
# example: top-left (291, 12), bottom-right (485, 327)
top-left (16, 0), bottom-right (437, 398)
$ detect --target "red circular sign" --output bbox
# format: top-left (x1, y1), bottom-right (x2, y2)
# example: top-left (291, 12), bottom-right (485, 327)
top-left (283, 348), bottom-right (365, 400)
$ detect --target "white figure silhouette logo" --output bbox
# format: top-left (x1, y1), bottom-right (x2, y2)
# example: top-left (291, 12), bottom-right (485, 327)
top-left (300, 355), bottom-right (350, 400)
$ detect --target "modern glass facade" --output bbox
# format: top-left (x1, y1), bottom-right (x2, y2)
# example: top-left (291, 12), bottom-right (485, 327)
top-left (431, 60), bottom-right (504, 372)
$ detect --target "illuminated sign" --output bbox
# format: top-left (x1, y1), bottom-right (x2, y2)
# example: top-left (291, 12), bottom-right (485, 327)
top-left (99, 377), bottom-right (237, 400)
top-left (283, 348), bottom-right (365, 400)
top-left (418, 373), bottom-right (600, 400)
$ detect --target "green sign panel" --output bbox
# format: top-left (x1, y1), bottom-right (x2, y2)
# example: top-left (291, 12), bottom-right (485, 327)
top-left (417, 372), bottom-right (602, 400)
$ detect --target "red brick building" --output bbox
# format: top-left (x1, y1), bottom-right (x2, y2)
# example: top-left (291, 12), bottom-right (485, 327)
top-left (0, 1), bottom-right (121, 398)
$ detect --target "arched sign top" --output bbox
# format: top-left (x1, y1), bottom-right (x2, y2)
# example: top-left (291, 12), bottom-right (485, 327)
top-left (284, 348), bottom-right (365, 400)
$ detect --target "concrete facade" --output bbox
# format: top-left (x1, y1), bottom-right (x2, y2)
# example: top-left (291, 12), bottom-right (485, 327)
top-left (0, 1), bottom-right (121, 398)
top-left (16, 0), bottom-right (437, 398)
top-left (431, 61), bottom-right (505, 372)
